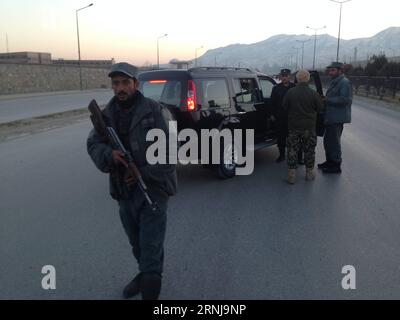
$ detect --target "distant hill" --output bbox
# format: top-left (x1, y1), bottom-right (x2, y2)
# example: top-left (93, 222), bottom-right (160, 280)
top-left (196, 27), bottom-right (400, 73)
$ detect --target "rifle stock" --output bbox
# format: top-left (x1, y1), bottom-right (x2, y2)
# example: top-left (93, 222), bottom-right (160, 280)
top-left (88, 99), bottom-right (158, 212)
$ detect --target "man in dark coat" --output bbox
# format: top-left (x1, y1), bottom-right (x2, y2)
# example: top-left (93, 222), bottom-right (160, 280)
top-left (87, 62), bottom-right (177, 300)
top-left (319, 62), bottom-right (352, 174)
top-left (271, 69), bottom-right (304, 163)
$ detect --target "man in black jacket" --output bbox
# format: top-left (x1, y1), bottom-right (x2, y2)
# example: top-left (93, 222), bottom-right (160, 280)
top-left (87, 62), bottom-right (177, 300)
top-left (271, 69), bottom-right (303, 163)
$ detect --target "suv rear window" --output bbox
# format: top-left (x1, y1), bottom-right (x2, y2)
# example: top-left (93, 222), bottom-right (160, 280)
top-left (195, 78), bottom-right (230, 109)
top-left (141, 80), bottom-right (182, 107)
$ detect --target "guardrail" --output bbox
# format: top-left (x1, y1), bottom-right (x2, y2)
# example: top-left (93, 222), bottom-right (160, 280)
top-left (320, 75), bottom-right (400, 102)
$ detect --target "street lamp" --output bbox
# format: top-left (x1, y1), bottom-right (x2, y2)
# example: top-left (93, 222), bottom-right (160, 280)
top-left (296, 39), bottom-right (310, 69)
top-left (307, 25), bottom-right (326, 69)
top-left (195, 46), bottom-right (204, 67)
top-left (214, 52), bottom-right (222, 67)
top-left (157, 34), bottom-right (168, 69)
top-left (76, 3), bottom-right (93, 91)
top-left (329, 0), bottom-right (352, 62)
top-left (292, 46), bottom-right (301, 70)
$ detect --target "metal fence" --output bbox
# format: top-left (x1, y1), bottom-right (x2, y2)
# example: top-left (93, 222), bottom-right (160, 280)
top-left (320, 75), bottom-right (400, 102)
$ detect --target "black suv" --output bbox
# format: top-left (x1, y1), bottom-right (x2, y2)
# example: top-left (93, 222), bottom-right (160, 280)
top-left (138, 67), bottom-right (322, 178)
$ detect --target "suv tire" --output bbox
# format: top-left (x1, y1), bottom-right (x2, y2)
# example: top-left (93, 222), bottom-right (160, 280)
top-left (216, 135), bottom-right (239, 179)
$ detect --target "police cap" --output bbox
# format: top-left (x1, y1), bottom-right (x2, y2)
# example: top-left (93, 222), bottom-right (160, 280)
top-left (108, 62), bottom-right (139, 79)
top-left (326, 62), bottom-right (344, 70)
top-left (280, 69), bottom-right (291, 76)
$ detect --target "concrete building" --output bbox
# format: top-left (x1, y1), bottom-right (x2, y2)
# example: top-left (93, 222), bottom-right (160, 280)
top-left (0, 52), bottom-right (52, 64)
top-left (169, 59), bottom-right (192, 69)
top-left (52, 58), bottom-right (115, 69)
top-left (0, 52), bottom-right (114, 69)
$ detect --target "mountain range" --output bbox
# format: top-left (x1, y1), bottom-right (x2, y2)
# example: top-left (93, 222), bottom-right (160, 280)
top-left (196, 27), bottom-right (400, 73)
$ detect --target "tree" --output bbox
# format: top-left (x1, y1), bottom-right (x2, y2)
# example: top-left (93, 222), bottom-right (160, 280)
top-left (379, 62), bottom-right (400, 77)
top-left (365, 54), bottom-right (388, 76)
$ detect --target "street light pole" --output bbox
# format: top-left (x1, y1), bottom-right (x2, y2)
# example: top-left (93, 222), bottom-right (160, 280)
top-left (76, 3), bottom-right (93, 91)
top-left (296, 39), bottom-right (310, 69)
top-left (330, 0), bottom-right (352, 62)
top-left (307, 26), bottom-right (326, 69)
top-left (292, 47), bottom-right (300, 70)
top-left (195, 46), bottom-right (204, 67)
top-left (157, 34), bottom-right (168, 69)
top-left (6, 33), bottom-right (9, 53)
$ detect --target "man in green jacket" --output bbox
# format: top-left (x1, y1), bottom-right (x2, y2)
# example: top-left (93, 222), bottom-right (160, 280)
top-left (283, 69), bottom-right (323, 184)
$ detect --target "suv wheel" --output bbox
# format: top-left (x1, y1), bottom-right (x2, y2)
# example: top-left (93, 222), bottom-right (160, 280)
top-left (216, 139), bottom-right (239, 179)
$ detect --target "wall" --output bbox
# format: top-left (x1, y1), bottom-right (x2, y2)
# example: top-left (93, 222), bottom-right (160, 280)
top-left (0, 62), bottom-right (110, 95)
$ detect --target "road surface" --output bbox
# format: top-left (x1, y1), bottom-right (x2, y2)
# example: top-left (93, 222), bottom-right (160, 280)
top-left (0, 97), bottom-right (400, 299)
top-left (0, 90), bottom-right (113, 124)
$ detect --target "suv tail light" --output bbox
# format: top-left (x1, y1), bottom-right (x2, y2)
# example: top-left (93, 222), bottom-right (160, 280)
top-left (186, 80), bottom-right (197, 111)
top-left (149, 80), bottom-right (167, 84)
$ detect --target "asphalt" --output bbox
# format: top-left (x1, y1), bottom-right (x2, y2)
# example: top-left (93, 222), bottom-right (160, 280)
top-left (0, 98), bottom-right (400, 300)
top-left (0, 89), bottom-right (113, 124)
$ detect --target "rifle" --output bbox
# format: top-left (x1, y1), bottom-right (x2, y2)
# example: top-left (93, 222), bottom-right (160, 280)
top-left (88, 99), bottom-right (158, 212)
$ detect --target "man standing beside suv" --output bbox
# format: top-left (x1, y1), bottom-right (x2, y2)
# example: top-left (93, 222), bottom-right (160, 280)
top-left (271, 69), bottom-right (304, 164)
top-left (319, 62), bottom-right (352, 174)
top-left (283, 70), bottom-right (323, 184)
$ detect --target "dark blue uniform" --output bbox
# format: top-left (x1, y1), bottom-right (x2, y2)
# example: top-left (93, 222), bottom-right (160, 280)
top-left (271, 81), bottom-right (296, 156)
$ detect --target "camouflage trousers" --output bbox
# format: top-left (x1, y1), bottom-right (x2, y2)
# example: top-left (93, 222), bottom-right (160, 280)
top-left (287, 130), bottom-right (317, 169)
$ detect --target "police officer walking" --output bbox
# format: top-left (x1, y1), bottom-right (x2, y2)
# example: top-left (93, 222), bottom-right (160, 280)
top-left (319, 62), bottom-right (352, 174)
top-left (87, 62), bottom-right (177, 300)
top-left (271, 69), bottom-right (304, 164)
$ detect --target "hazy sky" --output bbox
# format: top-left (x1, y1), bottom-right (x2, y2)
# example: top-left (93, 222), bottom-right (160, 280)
top-left (0, 0), bottom-right (399, 65)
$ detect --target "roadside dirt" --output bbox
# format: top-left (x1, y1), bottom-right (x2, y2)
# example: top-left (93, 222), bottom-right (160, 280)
top-left (0, 108), bottom-right (90, 142)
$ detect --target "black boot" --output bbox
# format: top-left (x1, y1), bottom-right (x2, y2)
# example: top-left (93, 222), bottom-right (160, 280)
top-left (276, 154), bottom-right (285, 163)
top-left (123, 273), bottom-right (142, 299)
top-left (322, 162), bottom-right (342, 174)
top-left (276, 149), bottom-right (286, 163)
top-left (141, 273), bottom-right (162, 300)
top-left (318, 161), bottom-right (332, 169)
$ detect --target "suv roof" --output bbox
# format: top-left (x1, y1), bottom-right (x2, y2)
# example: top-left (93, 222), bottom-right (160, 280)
top-left (138, 67), bottom-right (263, 79)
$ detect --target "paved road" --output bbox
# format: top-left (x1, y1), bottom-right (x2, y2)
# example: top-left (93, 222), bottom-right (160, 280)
top-left (1, 98), bottom-right (400, 299)
top-left (0, 90), bottom-right (113, 124)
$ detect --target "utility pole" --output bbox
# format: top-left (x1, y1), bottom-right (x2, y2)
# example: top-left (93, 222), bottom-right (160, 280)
top-left (292, 47), bottom-right (301, 70)
top-left (329, 0), bottom-right (352, 62)
top-left (195, 46), bottom-right (203, 67)
top-left (306, 26), bottom-right (326, 69)
top-left (76, 3), bottom-right (94, 91)
top-left (354, 47), bottom-right (358, 63)
top-left (6, 33), bottom-right (9, 53)
top-left (296, 39), bottom-right (310, 69)
top-left (157, 34), bottom-right (168, 69)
